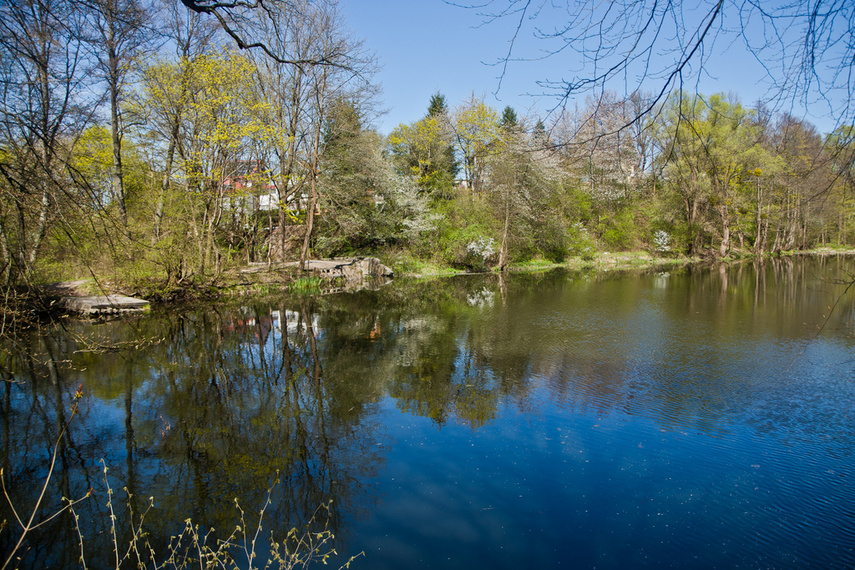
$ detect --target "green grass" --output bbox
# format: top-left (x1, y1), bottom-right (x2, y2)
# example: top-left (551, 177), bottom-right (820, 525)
top-left (507, 258), bottom-right (562, 272)
top-left (288, 276), bottom-right (325, 294)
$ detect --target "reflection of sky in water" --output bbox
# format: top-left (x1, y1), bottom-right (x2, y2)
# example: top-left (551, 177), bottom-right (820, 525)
top-left (2, 257), bottom-right (855, 569)
top-left (354, 371), bottom-right (853, 569)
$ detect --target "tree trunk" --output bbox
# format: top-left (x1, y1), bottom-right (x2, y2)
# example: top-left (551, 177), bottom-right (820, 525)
top-left (105, 4), bottom-right (127, 226)
top-left (27, 187), bottom-right (51, 268)
top-left (300, 174), bottom-right (317, 271)
top-left (0, 218), bottom-right (12, 285)
top-left (203, 184), bottom-right (223, 273)
top-left (300, 67), bottom-right (327, 271)
top-left (498, 199), bottom-right (510, 271)
top-left (152, 124), bottom-right (179, 244)
top-left (754, 180), bottom-right (763, 255)
top-left (771, 226), bottom-right (782, 254)
top-left (719, 205), bottom-right (730, 257)
top-left (277, 207), bottom-right (287, 262)
top-left (27, 30), bottom-right (56, 274)
top-left (279, 71), bottom-right (303, 262)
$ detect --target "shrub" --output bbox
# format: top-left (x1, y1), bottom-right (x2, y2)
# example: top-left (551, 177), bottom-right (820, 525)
top-left (568, 222), bottom-right (598, 261)
top-left (653, 230), bottom-right (672, 254)
top-left (463, 236), bottom-right (496, 271)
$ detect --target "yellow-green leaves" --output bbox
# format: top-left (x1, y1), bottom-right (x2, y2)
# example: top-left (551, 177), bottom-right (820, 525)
top-left (453, 98), bottom-right (500, 194)
top-left (389, 116), bottom-right (448, 179)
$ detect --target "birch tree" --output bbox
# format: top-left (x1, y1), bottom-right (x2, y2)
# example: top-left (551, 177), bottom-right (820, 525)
top-left (141, 0), bottom-right (217, 246)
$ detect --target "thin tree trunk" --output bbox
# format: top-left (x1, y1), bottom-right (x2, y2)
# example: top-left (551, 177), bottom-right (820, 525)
top-left (27, 187), bottom-right (51, 268)
top-left (754, 179), bottom-right (763, 254)
top-left (204, 184), bottom-right (223, 274)
top-left (300, 172), bottom-right (317, 271)
top-left (105, 5), bottom-right (127, 226)
top-left (152, 125), bottom-right (179, 244)
top-left (717, 198), bottom-right (731, 257)
top-left (110, 77), bottom-right (127, 225)
top-left (771, 226), bottom-right (782, 254)
top-left (498, 196), bottom-right (510, 271)
top-left (28, 35), bottom-right (55, 273)
top-left (279, 71), bottom-right (303, 262)
top-left (0, 218), bottom-right (11, 285)
top-left (300, 67), bottom-right (327, 271)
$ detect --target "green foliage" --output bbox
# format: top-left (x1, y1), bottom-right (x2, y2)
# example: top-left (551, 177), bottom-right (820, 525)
top-left (596, 208), bottom-right (639, 250)
top-left (441, 225), bottom-right (497, 271)
top-left (388, 118), bottom-right (458, 197)
top-left (500, 106), bottom-right (519, 131)
top-left (387, 94), bottom-right (459, 198)
top-left (6, 47), bottom-right (850, 290)
top-left (427, 92), bottom-right (448, 117)
top-left (317, 104), bottom-right (435, 257)
top-left (537, 218), bottom-right (570, 262)
top-left (453, 98), bottom-right (501, 194)
top-left (379, 249), bottom-right (457, 276)
top-left (567, 222), bottom-right (598, 261)
top-left (419, 195), bottom-right (497, 270)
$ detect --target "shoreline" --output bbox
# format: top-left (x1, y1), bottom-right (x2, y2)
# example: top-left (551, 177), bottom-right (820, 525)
top-left (17, 248), bottom-right (855, 316)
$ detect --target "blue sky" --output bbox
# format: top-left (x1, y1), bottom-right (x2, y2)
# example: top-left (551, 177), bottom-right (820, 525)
top-left (342, 0), bottom-right (549, 133)
top-left (341, 1), bottom-right (839, 136)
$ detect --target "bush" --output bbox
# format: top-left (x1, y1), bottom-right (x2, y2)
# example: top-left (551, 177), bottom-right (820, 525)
top-left (568, 222), bottom-right (598, 261)
top-left (536, 219), bottom-right (569, 262)
top-left (653, 230), bottom-right (672, 255)
top-left (463, 236), bottom-right (497, 271)
top-left (425, 195), bottom-right (499, 270)
top-left (597, 208), bottom-right (639, 250)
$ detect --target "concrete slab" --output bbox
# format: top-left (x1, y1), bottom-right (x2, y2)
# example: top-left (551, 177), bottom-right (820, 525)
top-left (60, 295), bottom-right (150, 315)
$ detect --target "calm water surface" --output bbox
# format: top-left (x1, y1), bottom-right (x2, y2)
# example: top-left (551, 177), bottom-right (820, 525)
top-left (1, 256), bottom-right (854, 568)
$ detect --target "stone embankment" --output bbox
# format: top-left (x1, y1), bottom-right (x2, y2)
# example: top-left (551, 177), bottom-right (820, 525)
top-left (242, 257), bottom-right (394, 288)
top-left (294, 257), bottom-right (394, 281)
top-left (44, 257), bottom-right (394, 314)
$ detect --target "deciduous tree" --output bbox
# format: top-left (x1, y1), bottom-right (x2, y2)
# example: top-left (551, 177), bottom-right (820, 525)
top-left (0, 0), bottom-right (93, 283)
top-left (452, 96), bottom-right (500, 195)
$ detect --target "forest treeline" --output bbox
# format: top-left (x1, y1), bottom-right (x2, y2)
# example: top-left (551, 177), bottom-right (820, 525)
top-left (2, 0), bottom-right (854, 293)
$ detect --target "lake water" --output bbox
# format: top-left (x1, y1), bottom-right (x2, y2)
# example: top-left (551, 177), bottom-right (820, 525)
top-left (2, 256), bottom-right (854, 569)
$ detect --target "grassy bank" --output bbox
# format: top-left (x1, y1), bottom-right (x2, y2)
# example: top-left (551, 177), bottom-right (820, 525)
top-left (23, 247), bottom-right (855, 314)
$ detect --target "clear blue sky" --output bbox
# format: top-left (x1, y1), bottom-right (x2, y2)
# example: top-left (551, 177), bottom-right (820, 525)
top-left (341, 1), bottom-right (839, 136)
top-left (342, 0), bottom-right (552, 134)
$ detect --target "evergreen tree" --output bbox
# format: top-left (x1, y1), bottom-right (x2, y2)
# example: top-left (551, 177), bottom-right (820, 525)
top-left (500, 106), bottom-right (519, 132)
top-left (428, 92), bottom-right (448, 117)
top-left (533, 119), bottom-right (549, 146)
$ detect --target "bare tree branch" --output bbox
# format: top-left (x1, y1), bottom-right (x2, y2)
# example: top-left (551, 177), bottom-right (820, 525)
top-left (453, 0), bottom-right (855, 129)
top-left (178, 0), bottom-right (355, 69)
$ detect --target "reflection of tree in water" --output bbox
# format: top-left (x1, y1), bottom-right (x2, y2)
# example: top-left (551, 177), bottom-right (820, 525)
top-left (129, 304), bottom-right (385, 552)
top-left (0, 333), bottom-right (116, 568)
top-left (371, 277), bottom-right (541, 429)
top-left (0, 303), bottom-right (386, 567)
top-left (387, 261), bottom-right (855, 443)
